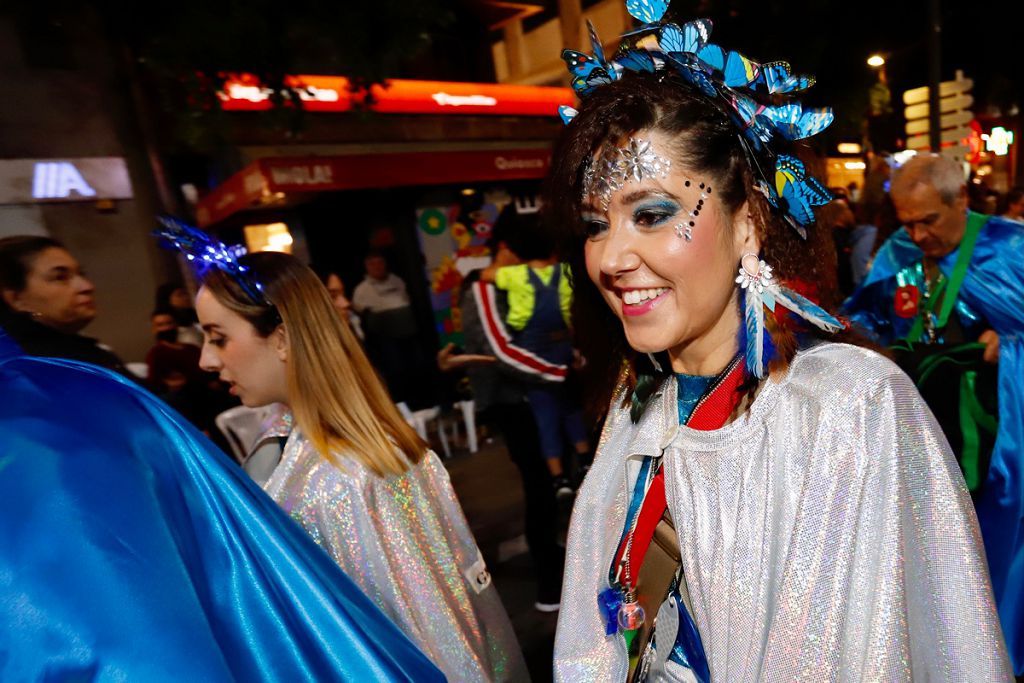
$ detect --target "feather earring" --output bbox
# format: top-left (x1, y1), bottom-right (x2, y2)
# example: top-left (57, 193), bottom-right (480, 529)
top-left (736, 253), bottom-right (843, 378)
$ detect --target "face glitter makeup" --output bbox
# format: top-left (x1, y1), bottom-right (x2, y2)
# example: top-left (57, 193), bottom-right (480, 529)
top-left (583, 138), bottom-right (672, 210)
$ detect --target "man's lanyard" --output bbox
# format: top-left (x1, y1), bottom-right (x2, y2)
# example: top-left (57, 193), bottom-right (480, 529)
top-left (610, 357), bottom-right (746, 597)
top-left (905, 212), bottom-right (987, 343)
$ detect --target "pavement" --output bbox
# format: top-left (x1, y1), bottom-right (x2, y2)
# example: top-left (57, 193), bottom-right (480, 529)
top-left (443, 433), bottom-right (572, 682)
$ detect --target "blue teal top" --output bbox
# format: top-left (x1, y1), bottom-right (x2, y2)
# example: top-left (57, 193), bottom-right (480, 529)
top-left (676, 372), bottom-right (716, 425)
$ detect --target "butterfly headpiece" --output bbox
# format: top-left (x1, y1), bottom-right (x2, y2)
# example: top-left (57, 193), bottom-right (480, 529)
top-left (559, 0), bottom-right (834, 237)
top-left (153, 216), bottom-right (273, 308)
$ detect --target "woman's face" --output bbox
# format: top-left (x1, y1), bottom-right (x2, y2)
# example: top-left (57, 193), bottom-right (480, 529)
top-left (3, 247), bottom-right (97, 334)
top-left (196, 288), bottom-right (289, 407)
top-left (582, 129), bottom-right (758, 374)
top-left (325, 273), bottom-right (352, 316)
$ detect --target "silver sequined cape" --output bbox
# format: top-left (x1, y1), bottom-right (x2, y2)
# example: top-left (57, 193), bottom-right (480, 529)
top-left (265, 431), bottom-right (528, 682)
top-left (555, 343), bottom-right (1011, 681)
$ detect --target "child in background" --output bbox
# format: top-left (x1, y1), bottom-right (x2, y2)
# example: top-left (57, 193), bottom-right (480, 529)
top-left (482, 204), bottom-right (590, 496)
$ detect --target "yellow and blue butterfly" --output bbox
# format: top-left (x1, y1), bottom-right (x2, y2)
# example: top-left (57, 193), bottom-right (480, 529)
top-left (757, 155), bottom-right (833, 236)
top-left (695, 44), bottom-right (760, 88)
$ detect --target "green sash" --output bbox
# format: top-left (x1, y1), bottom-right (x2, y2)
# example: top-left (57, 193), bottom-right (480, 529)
top-left (905, 212), bottom-right (987, 343)
top-left (894, 212), bottom-right (996, 491)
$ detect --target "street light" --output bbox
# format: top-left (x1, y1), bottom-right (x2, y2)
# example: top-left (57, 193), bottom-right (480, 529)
top-left (867, 54), bottom-right (886, 68)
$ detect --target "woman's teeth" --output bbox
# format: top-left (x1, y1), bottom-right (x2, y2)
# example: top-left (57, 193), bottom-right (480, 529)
top-left (622, 287), bottom-right (668, 305)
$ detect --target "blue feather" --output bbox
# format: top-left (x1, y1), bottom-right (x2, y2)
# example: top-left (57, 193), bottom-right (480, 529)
top-left (775, 286), bottom-right (843, 332)
top-left (744, 288), bottom-right (765, 378)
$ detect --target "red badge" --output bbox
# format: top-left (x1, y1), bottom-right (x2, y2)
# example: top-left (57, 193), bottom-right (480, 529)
top-left (894, 285), bottom-right (920, 319)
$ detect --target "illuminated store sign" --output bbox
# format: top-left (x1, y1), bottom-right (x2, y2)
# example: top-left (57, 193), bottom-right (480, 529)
top-left (983, 126), bottom-right (1014, 156)
top-left (32, 162), bottom-right (97, 199)
top-left (218, 74), bottom-right (573, 117)
top-left (0, 157), bottom-right (133, 205)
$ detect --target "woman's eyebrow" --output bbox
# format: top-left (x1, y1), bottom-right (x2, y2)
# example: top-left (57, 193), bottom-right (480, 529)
top-left (620, 188), bottom-right (680, 204)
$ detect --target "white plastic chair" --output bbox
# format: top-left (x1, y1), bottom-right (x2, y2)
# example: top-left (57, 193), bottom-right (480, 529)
top-left (397, 403), bottom-right (451, 459)
top-left (455, 400), bottom-right (478, 454)
top-left (215, 405), bottom-right (273, 463)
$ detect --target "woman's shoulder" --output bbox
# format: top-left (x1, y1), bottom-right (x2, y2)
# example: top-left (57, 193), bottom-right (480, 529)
top-left (271, 433), bottom-right (433, 495)
top-left (785, 342), bottom-right (912, 406)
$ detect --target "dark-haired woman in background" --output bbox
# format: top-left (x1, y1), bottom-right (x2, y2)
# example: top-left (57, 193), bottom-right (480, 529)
top-left (0, 235), bottom-right (128, 376)
top-left (549, 6), bottom-right (1010, 681)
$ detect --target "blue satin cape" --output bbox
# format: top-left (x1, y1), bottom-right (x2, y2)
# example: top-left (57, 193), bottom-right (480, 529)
top-left (0, 329), bottom-right (444, 682)
top-left (843, 215), bottom-right (1024, 674)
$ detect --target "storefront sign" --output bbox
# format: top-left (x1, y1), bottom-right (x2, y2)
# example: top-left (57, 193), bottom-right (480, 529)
top-left (218, 74), bottom-right (573, 117)
top-left (0, 158), bottom-right (133, 205)
top-left (197, 148), bottom-right (552, 226)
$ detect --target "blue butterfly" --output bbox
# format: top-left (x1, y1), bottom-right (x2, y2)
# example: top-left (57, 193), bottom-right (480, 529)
top-left (626, 0), bottom-right (669, 24)
top-left (695, 44), bottom-right (760, 87)
top-left (586, 20), bottom-right (608, 67)
top-left (658, 18), bottom-right (712, 55)
top-left (758, 155), bottom-right (833, 235)
top-left (755, 61), bottom-right (815, 94)
top-left (562, 20), bottom-right (618, 96)
top-left (613, 49), bottom-right (658, 76)
top-left (661, 54), bottom-right (717, 97)
top-left (563, 50), bottom-right (613, 96)
top-left (728, 94), bottom-right (773, 150)
top-left (760, 103), bottom-right (834, 140)
top-left (558, 105), bottom-right (578, 125)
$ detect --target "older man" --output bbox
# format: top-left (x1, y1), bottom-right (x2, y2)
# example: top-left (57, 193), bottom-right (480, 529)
top-left (843, 153), bottom-right (1024, 674)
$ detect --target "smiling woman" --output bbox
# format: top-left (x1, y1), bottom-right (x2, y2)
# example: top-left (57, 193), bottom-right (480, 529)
top-left (546, 8), bottom-right (1012, 681)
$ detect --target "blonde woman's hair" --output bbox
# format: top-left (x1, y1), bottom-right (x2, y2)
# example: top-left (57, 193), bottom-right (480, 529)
top-left (202, 252), bottom-right (425, 477)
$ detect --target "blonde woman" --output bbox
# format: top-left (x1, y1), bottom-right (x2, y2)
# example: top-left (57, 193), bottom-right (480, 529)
top-left (194, 251), bottom-right (526, 682)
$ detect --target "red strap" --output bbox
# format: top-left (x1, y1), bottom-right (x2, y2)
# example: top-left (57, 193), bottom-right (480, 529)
top-left (611, 469), bottom-right (667, 589)
top-left (688, 360), bottom-right (746, 430)
top-left (614, 360), bottom-right (747, 589)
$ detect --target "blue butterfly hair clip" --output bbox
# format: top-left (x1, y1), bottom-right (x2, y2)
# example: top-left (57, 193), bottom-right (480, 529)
top-left (153, 216), bottom-right (272, 307)
top-left (559, 0), bottom-right (834, 235)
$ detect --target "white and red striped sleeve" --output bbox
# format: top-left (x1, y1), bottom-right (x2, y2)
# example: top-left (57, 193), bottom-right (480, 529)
top-left (472, 280), bottom-right (567, 383)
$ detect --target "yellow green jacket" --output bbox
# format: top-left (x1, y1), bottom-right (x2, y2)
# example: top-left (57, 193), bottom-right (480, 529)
top-left (494, 263), bottom-right (573, 331)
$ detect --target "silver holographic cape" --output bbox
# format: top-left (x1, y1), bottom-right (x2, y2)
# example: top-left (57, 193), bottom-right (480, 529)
top-left (555, 343), bottom-right (1011, 681)
top-left (265, 430), bottom-right (528, 682)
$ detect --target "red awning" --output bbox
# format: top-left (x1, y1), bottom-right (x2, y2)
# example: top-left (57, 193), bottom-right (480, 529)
top-left (195, 147), bottom-right (552, 227)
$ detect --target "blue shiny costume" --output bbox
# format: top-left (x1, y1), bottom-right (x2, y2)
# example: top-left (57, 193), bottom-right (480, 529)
top-left (843, 215), bottom-right (1024, 674)
top-left (0, 329), bottom-right (443, 682)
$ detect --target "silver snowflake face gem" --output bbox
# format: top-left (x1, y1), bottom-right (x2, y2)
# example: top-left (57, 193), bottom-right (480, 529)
top-left (619, 138), bottom-right (669, 184)
top-left (582, 137), bottom-right (672, 210)
top-left (735, 254), bottom-right (773, 294)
